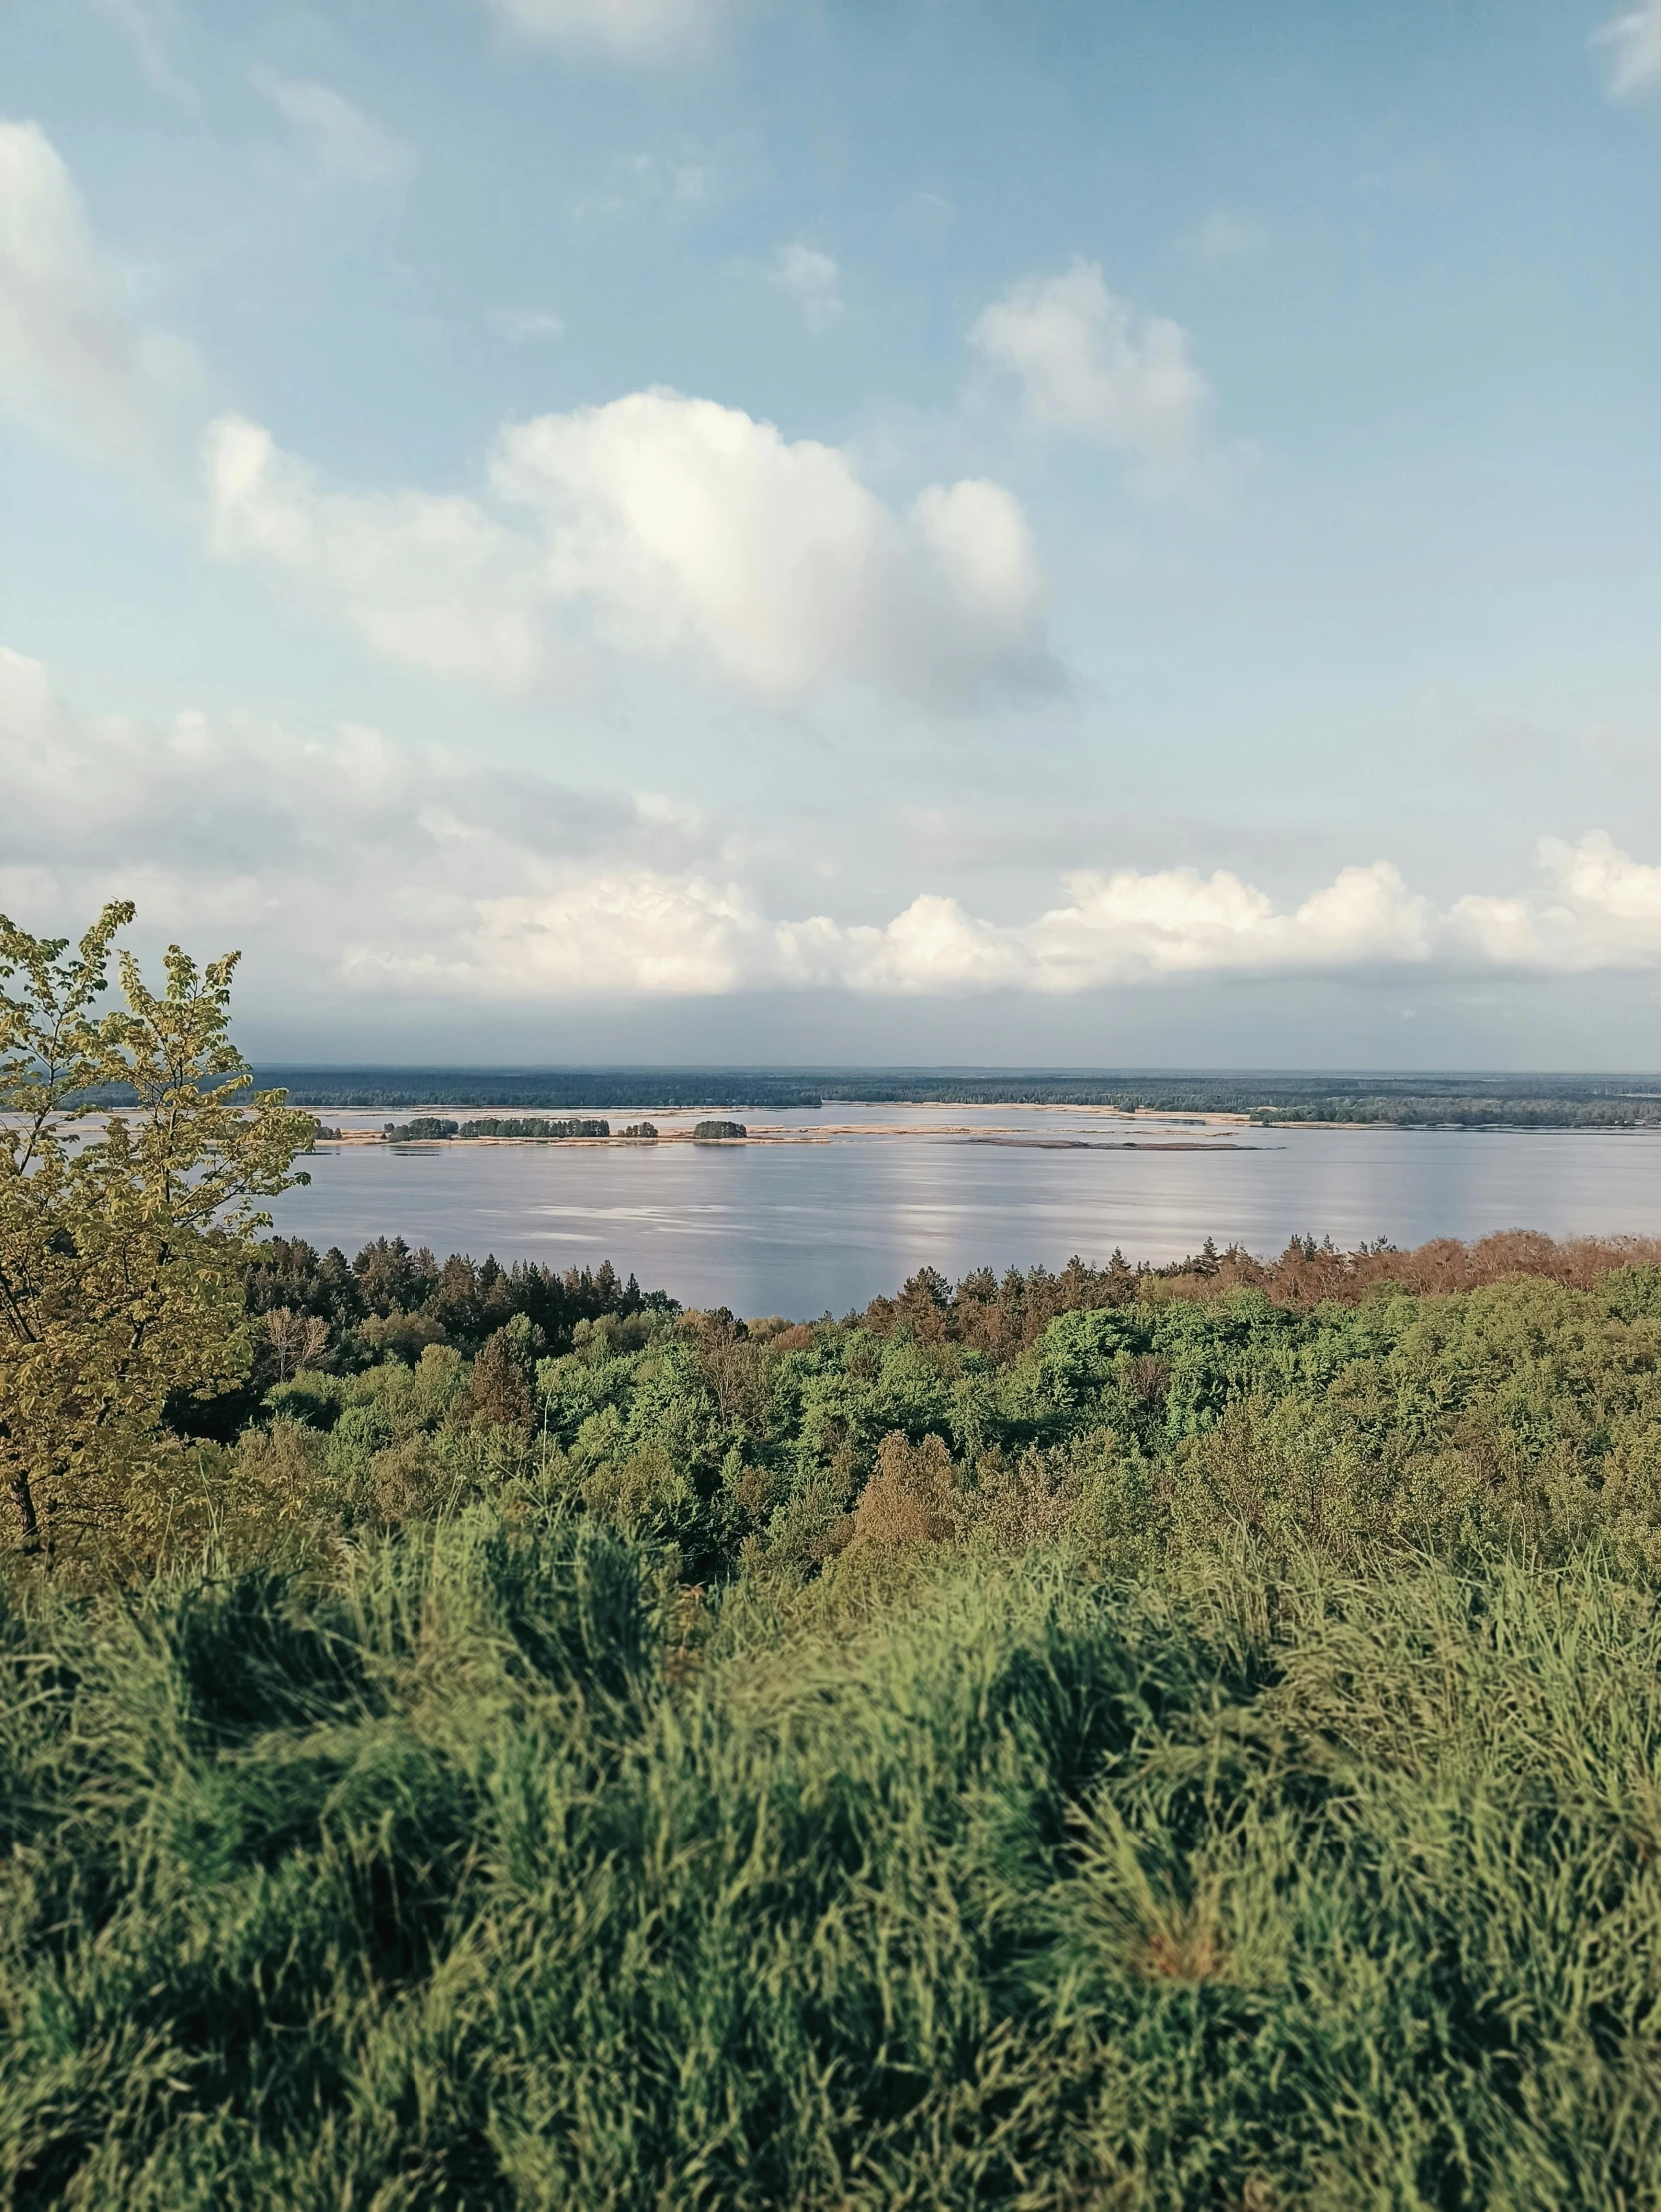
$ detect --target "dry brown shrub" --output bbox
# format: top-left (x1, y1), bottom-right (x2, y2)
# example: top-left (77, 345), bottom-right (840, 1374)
top-left (369, 1434), bottom-right (445, 1525)
top-left (766, 1323), bottom-right (819, 1354)
top-left (1141, 1921), bottom-right (1223, 1981)
top-left (849, 1431), bottom-right (966, 1550)
top-left (663, 1583), bottom-right (708, 1687)
top-left (975, 1445), bottom-right (1070, 1551)
top-left (1155, 1230), bottom-right (1661, 1309)
top-left (1132, 1894), bottom-right (1229, 1983)
top-left (467, 1330), bottom-right (533, 1427)
top-left (727, 1461), bottom-right (777, 1529)
top-left (1129, 1354), bottom-right (1171, 1403)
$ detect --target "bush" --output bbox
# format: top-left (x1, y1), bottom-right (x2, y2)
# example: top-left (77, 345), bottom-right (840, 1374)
top-left (8, 1529), bottom-right (1661, 2205)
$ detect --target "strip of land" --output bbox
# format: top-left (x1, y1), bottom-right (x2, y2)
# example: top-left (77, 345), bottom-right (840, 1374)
top-left (248, 1063), bottom-right (1661, 1128)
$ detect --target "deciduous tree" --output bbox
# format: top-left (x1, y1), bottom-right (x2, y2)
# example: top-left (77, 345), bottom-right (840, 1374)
top-left (0, 902), bottom-right (314, 1552)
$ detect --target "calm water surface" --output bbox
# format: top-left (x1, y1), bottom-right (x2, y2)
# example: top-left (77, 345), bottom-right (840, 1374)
top-left (264, 1105), bottom-right (1661, 1318)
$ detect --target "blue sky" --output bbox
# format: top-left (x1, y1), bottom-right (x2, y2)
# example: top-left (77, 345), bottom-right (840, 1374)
top-left (2, 0), bottom-right (1660, 1065)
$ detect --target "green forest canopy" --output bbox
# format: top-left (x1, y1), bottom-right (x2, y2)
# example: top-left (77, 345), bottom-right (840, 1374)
top-left (10, 1226), bottom-right (1661, 2204)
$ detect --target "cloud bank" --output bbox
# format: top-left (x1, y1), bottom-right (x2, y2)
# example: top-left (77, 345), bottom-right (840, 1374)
top-left (10, 650), bottom-right (1661, 1006)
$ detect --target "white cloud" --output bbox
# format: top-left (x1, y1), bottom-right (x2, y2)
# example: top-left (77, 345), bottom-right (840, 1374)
top-left (205, 390), bottom-right (1051, 706)
top-left (204, 416), bottom-right (553, 690)
top-left (482, 0), bottom-right (729, 62)
top-left (253, 72), bottom-right (414, 184)
top-left (0, 116), bottom-right (199, 470)
top-left (1454, 833), bottom-right (1661, 969)
top-left (440, 875), bottom-right (768, 995)
top-left (1024, 860), bottom-right (1432, 988)
top-left (0, 643), bottom-right (737, 996)
top-left (1596, 1), bottom-right (1661, 96)
top-left (0, 124), bottom-right (1041, 710)
top-left (493, 389), bottom-right (1048, 700)
top-left (773, 242), bottom-right (843, 332)
top-left (14, 651), bottom-right (1661, 1005)
top-left (970, 258), bottom-right (1207, 484)
top-left (775, 861), bottom-right (1432, 997)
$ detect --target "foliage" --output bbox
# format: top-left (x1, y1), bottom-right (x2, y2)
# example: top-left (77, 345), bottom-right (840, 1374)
top-left (0, 905), bottom-right (312, 1554)
top-left (381, 1117), bottom-right (613, 1142)
top-left (6, 1521), bottom-right (1661, 2207)
top-left (16, 1229), bottom-right (1661, 2198)
top-left (455, 1117), bottom-right (610, 1139)
top-left (691, 1119), bottom-right (747, 1140)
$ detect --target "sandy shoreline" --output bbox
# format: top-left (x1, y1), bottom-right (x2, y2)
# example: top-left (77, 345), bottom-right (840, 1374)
top-left (316, 1102), bottom-right (1261, 1150)
top-left (320, 1107), bottom-right (1260, 1152)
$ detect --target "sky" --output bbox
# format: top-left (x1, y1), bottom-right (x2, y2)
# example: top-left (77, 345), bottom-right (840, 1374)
top-left (2, 0), bottom-right (1660, 1069)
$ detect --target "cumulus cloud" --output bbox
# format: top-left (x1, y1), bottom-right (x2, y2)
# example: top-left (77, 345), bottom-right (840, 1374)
top-left (253, 72), bottom-right (414, 184)
top-left (772, 862), bottom-right (1432, 996)
top-left (0, 116), bottom-right (199, 470)
top-left (493, 390), bottom-right (1048, 700)
top-left (206, 390), bottom-right (1051, 705)
top-left (1024, 860), bottom-right (1432, 987)
top-left (15, 649), bottom-right (1661, 1005)
top-left (1454, 833), bottom-right (1661, 969)
top-left (1597, 1), bottom-right (1661, 95)
top-left (204, 416), bottom-right (553, 689)
top-left (970, 258), bottom-right (1207, 483)
top-left (2, 122), bottom-right (1041, 709)
top-left (481, 0), bottom-right (729, 61)
top-left (773, 242), bottom-right (843, 331)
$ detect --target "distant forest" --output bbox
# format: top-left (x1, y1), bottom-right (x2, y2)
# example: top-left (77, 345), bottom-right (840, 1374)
top-left (242, 1065), bottom-right (1661, 1128)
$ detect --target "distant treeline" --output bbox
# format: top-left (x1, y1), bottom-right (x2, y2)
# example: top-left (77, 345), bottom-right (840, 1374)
top-left (231, 1065), bottom-right (1661, 1128)
top-left (252, 1068), bottom-right (827, 1108)
top-left (383, 1115), bottom-right (616, 1141)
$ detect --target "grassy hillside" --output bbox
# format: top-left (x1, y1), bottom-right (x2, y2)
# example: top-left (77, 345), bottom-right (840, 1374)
top-left (8, 1234), bottom-right (1661, 2206)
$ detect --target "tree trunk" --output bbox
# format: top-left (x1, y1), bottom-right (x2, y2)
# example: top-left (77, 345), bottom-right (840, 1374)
top-left (11, 1469), bottom-right (40, 1549)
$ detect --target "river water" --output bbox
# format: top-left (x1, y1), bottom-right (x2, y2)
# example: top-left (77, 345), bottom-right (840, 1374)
top-left (262, 1104), bottom-right (1661, 1319)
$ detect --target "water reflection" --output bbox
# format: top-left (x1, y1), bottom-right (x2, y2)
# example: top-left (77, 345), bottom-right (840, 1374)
top-left (265, 1106), bottom-right (1661, 1318)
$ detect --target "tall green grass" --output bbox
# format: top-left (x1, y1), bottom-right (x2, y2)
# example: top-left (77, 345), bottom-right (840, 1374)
top-left (7, 1510), bottom-right (1661, 2208)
